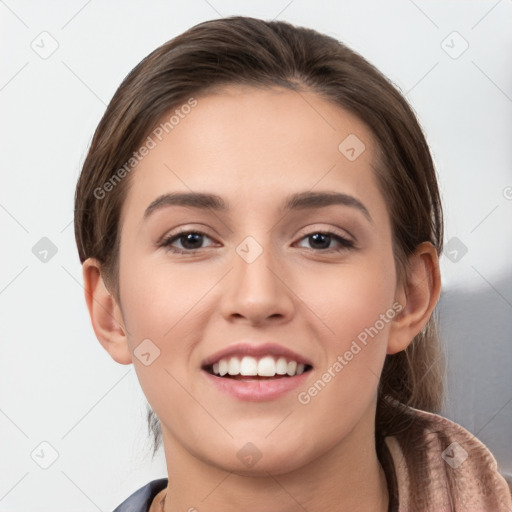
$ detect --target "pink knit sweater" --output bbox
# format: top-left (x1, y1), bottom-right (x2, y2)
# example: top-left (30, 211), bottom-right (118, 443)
top-left (382, 407), bottom-right (512, 511)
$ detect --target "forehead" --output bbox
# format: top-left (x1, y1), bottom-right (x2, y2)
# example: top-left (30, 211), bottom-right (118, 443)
top-left (120, 84), bottom-right (385, 228)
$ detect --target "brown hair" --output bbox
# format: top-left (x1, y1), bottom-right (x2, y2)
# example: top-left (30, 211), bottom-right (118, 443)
top-left (74, 16), bottom-right (445, 506)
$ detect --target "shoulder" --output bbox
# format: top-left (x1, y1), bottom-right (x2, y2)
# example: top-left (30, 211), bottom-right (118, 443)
top-left (384, 406), bottom-right (512, 511)
top-left (112, 478), bottom-right (168, 512)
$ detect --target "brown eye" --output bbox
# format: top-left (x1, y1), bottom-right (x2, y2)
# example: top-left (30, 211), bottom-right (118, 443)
top-left (296, 231), bottom-right (354, 252)
top-left (161, 230), bottom-right (215, 253)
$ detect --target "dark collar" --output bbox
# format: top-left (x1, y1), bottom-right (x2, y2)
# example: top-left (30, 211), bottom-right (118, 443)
top-left (112, 478), bottom-right (168, 512)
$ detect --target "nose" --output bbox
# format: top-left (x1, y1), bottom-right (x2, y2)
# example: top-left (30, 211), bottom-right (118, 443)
top-left (219, 238), bottom-right (295, 326)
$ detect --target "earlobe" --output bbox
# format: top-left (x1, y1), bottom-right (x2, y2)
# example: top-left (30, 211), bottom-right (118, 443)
top-left (82, 258), bottom-right (132, 365)
top-left (387, 242), bottom-right (441, 355)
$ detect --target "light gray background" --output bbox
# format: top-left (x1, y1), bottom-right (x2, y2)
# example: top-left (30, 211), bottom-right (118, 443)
top-left (1, 0), bottom-right (511, 510)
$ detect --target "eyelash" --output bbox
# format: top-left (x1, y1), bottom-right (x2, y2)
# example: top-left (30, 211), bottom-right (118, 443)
top-left (159, 229), bottom-right (355, 254)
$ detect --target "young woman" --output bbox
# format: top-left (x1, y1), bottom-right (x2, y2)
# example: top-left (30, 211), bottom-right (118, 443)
top-left (74, 16), bottom-right (512, 512)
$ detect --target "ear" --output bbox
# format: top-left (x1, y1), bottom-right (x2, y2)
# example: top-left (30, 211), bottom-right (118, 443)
top-left (387, 241), bottom-right (441, 355)
top-left (82, 258), bottom-right (132, 365)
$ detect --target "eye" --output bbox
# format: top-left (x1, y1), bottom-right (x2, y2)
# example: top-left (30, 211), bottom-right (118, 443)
top-left (160, 230), bottom-right (215, 253)
top-left (296, 231), bottom-right (355, 252)
top-left (159, 229), bottom-right (355, 254)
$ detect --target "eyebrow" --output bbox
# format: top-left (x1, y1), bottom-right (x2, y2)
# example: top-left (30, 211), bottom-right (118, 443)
top-left (143, 191), bottom-right (373, 224)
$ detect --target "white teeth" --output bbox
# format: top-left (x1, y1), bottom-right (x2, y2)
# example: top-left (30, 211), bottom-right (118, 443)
top-left (228, 357), bottom-right (240, 375)
top-left (240, 356), bottom-right (258, 376)
top-left (257, 356), bottom-right (276, 377)
top-left (286, 361), bottom-right (297, 376)
top-left (218, 359), bottom-right (228, 376)
top-left (276, 357), bottom-right (287, 375)
top-left (210, 356), bottom-right (309, 377)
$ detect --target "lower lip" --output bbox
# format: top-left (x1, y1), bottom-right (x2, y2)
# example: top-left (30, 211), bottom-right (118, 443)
top-left (202, 370), bottom-right (311, 401)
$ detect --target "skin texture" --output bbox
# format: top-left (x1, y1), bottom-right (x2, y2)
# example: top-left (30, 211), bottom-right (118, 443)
top-left (83, 85), bottom-right (441, 512)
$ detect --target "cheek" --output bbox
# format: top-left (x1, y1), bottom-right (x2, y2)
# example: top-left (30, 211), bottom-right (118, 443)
top-left (301, 248), bottom-right (396, 341)
top-left (118, 256), bottom-right (214, 396)
top-left (296, 249), bottom-right (396, 403)
top-left (119, 254), bottom-right (203, 338)
top-left (118, 259), bottom-right (202, 426)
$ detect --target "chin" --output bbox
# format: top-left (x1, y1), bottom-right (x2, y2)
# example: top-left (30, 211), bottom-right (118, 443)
top-left (202, 437), bottom-right (315, 477)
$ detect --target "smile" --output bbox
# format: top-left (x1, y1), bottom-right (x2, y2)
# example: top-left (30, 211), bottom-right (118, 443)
top-left (201, 342), bottom-right (313, 401)
top-left (206, 355), bottom-right (311, 378)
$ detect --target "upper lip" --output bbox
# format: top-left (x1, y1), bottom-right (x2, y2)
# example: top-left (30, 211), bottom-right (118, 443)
top-left (201, 342), bottom-right (313, 368)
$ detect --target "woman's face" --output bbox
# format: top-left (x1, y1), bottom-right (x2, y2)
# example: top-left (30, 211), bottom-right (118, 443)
top-left (115, 85), bottom-right (400, 474)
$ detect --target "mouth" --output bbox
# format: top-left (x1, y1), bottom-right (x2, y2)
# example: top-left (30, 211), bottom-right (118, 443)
top-left (203, 355), bottom-right (313, 380)
top-left (200, 343), bottom-right (314, 400)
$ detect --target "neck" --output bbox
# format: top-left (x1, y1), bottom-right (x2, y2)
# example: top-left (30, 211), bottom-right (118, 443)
top-left (158, 408), bottom-right (389, 512)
